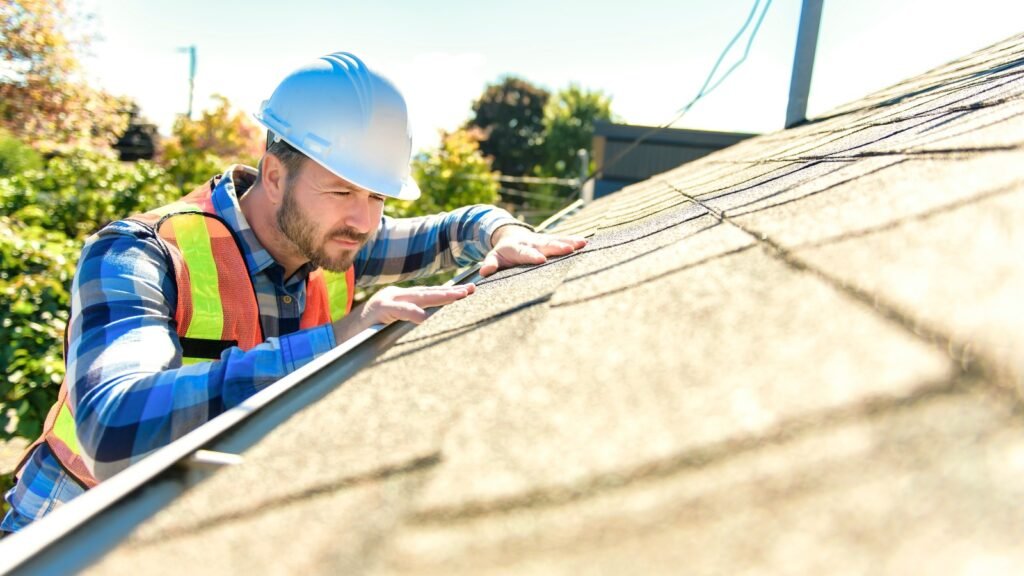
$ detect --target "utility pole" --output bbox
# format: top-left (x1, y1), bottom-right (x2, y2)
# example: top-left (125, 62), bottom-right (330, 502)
top-left (785, 0), bottom-right (824, 128)
top-left (177, 45), bottom-right (197, 119)
top-left (577, 148), bottom-right (593, 204)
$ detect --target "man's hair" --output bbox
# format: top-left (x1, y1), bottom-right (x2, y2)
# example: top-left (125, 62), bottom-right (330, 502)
top-left (258, 137), bottom-right (307, 185)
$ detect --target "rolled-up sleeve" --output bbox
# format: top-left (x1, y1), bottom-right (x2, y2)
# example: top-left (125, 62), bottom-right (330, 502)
top-left (353, 204), bottom-right (529, 287)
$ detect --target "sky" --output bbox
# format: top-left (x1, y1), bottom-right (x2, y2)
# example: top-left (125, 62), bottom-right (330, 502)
top-left (80, 0), bottom-right (1024, 154)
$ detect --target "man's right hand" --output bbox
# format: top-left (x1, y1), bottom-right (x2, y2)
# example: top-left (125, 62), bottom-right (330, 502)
top-left (332, 283), bottom-right (475, 343)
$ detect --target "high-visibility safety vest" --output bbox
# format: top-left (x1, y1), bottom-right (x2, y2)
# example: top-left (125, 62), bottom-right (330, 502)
top-left (17, 177), bottom-right (355, 488)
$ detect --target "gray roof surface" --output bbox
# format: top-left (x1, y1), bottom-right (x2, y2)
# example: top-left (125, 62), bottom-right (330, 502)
top-left (88, 33), bottom-right (1024, 575)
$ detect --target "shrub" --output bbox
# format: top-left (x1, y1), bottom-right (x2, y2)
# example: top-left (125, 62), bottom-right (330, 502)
top-left (0, 131), bottom-right (43, 178)
top-left (0, 149), bottom-right (178, 440)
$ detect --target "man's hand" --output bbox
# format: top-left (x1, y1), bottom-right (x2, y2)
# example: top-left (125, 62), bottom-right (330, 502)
top-left (480, 225), bottom-right (587, 277)
top-left (332, 284), bottom-right (475, 343)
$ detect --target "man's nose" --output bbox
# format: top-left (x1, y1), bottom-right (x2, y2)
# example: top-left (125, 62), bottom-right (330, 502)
top-left (344, 196), bottom-right (374, 234)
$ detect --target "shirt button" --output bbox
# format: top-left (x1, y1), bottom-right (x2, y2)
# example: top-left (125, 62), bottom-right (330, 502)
top-left (282, 295), bottom-right (293, 304)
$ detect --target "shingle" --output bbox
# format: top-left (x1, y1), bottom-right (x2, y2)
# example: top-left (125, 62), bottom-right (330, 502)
top-left (718, 156), bottom-right (905, 218)
top-left (773, 114), bottom-right (953, 160)
top-left (375, 390), bottom-right (1024, 576)
top-left (658, 155), bottom-right (804, 195)
top-left (795, 185), bottom-right (1024, 386)
top-left (684, 160), bottom-right (877, 215)
top-left (86, 471), bottom-right (426, 576)
top-left (559, 212), bottom-right (750, 300)
top-left (408, 245), bottom-right (951, 513)
top-left (843, 67), bottom-right (1023, 131)
top-left (886, 95), bottom-right (1024, 152)
top-left (733, 150), bottom-right (1024, 248)
top-left (822, 35), bottom-right (1024, 119)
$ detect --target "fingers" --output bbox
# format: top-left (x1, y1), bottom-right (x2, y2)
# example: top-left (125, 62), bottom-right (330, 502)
top-left (382, 300), bottom-right (429, 324)
top-left (538, 235), bottom-right (588, 255)
top-left (535, 240), bottom-right (576, 257)
top-left (480, 251), bottom-right (501, 277)
top-left (514, 235), bottom-right (587, 260)
top-left (392, 284), bottom-right (475, 308)
top-left (512, 243), bottom-right (548, 264)
top-left (364, 284), bottom-right (476, 327)
top-left (562, 235), bottom-right (588, 250)
top-left (480, 233), bottom-right (587, 276)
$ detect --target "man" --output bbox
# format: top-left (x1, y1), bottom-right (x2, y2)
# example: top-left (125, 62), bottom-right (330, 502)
top-left (1, 52), bottom-right (585, 533)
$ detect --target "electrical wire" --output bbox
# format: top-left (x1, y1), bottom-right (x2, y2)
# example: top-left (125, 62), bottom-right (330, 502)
top-left (581, 0), bottom-right (774, 193)
top-left (498, 186), bottom-right (570, 201)
top-left (457, 173), bottom-right (579, 186)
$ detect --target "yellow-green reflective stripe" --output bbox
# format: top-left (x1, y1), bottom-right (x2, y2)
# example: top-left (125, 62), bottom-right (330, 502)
top-left (182, 357), bottom-right (207, 366)
top-left (172, 215), bottom-right (224, 340)
top-left (148, 202), bottom-right (201, 218)
top-left (324, 270), bottom-right (349, 322)
top-left (53, 403), bottom-right (81, 455)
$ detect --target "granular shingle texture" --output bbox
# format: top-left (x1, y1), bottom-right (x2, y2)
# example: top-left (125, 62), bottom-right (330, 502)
top-left (87, 33), bottom-right (1024, 575)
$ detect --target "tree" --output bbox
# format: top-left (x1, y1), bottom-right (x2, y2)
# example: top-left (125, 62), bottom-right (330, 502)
top-left (465, 76), bottom-right (549, 177)
top-left (0, 0), bottom-right (130, 151)
top-left (387, 129), bottom-right (500, 219)
top-left (509, 85), bottom-right (614, 222)
top-left (160, 94), bottom-right (264, 192)
top-left (539, 84), bottom-right (613, 179)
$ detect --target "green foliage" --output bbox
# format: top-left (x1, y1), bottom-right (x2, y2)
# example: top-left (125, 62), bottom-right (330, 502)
top-left (0, 146), bottom-right (178, 441)
top-left (4, 148), bottom-right (178, 239)
top-left (389, 129), bottom-right (500, 218)
top-left (161, 144), bottom-right (225, 193)
top-left (0, 214), bottom-right (76, 440)
top-left (0, 94), bottom-right (270, 443)
top-left (519, 85), bottom-right (615, 218)
top-left (539, 85), bottom-right (613, 179)
top-left (0, 130), bottom-right (43, 177)
top-left (465, 76), bottom-right (550, 177)
top-left (160, 95), bottom-right (263, 192)
top-left (1, 467), bottom-right (14, 517)
top-left (461, 79), bottom-right (614, 224)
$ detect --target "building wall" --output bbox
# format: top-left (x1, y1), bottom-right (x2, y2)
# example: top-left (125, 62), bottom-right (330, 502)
top-left (591, 121), bottom-right (756, 198)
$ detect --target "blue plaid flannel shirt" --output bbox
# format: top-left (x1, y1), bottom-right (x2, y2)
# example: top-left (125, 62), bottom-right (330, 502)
top-left (2, 165), bottom-right (524, 532)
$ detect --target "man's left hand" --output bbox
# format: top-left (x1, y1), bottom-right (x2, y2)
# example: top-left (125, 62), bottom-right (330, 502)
top-left (480, 225), bottom-right (587, 277)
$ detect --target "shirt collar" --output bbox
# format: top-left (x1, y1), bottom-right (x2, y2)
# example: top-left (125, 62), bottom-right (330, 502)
top-left (209, 165), bottom-right (287, 277)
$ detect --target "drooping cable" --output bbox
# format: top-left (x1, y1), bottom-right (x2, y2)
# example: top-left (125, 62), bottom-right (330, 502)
top-left (581, 0), bottom-right (774, 193)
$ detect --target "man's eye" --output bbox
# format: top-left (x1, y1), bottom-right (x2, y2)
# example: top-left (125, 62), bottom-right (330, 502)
top-left (370, 195), bottom-right (386, 203)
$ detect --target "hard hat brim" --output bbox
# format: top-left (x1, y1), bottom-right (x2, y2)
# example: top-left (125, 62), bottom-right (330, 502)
top-left (254, 112), bottom-right (421, 201)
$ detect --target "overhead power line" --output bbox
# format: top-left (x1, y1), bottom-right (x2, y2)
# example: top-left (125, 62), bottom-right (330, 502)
top-left (498, 186), bottom-right (570, 201)
top-left (581, 0), bottom-right (774, 194)
top-left (457, 173), bottom-right (579, 187)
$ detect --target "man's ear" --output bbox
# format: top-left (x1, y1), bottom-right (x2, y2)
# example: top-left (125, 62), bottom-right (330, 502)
top-left (261, 153), bottom-right (286, 204)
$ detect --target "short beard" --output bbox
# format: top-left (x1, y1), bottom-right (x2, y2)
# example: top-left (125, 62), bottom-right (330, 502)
top-left (276, 181), bottom-right (371, 272)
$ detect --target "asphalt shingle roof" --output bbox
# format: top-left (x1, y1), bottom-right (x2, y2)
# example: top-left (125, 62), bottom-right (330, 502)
top-left (86, 33), bottom-right (1024, 575)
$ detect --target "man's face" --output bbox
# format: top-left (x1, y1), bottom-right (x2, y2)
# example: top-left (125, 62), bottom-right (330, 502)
top-left (275, 159), bottom-right (384, 272)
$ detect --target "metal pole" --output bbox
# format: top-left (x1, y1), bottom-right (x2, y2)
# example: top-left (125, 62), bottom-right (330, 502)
top-left (177, 45), bottom-right (197, 119)
top-left (785, 0), bottom-right (823, 128)
top-left (187, 45), bottom-right (196, 119)
top-left (577, 148), bottom-right (593, 204)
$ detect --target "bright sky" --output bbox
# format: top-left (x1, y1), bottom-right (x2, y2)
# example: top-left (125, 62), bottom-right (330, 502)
top-left (81, 0), bottom-right (1024, 153)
